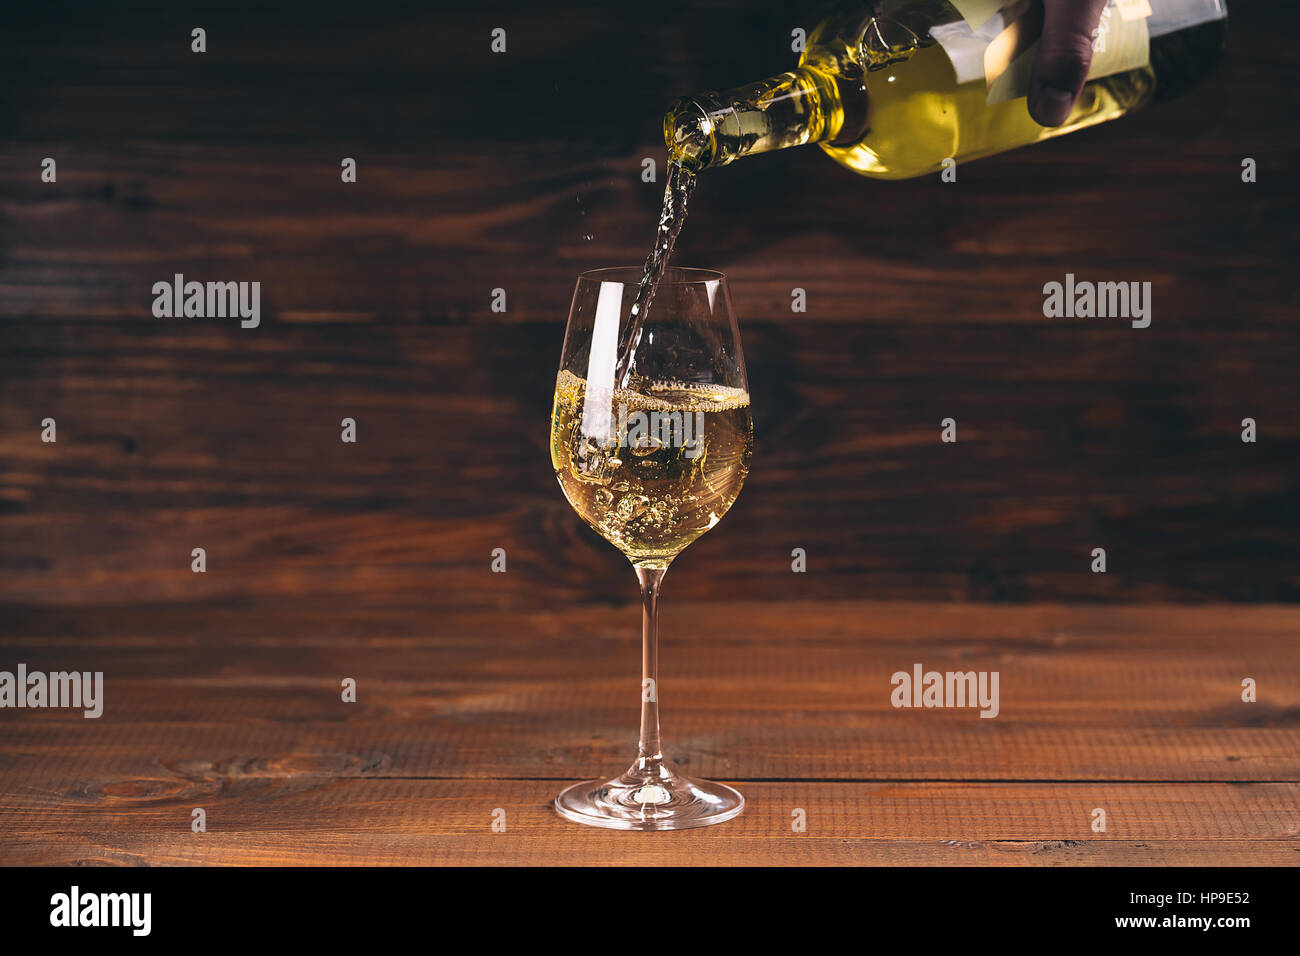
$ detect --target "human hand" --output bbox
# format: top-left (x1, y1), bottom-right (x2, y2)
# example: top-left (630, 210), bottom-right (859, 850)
top-left (1029, 0), bottom-right (1110, 125)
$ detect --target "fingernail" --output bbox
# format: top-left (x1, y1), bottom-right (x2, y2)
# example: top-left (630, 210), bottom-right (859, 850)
top-left (1030, 85), bottom-right (1075, 126)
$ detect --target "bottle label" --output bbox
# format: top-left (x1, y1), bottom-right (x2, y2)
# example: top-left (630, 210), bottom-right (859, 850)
top-left (933, 1), bottom-right (1153, 106)
top-left (986, 0), bottom-right (1150, 104)
top-left (1117, 0), bottom-right (1154, 20)
top-left (949, 0), bottom-right (1009, 32)
top-left (950, 0), bottom-right (1224, 36)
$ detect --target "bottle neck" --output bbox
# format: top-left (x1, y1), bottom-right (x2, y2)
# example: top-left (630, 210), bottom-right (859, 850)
top-left (665, 66), bottom-right (865, 172)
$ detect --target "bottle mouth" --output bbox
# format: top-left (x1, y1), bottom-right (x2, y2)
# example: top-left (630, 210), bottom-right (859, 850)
top-left (663, 96), bottom-right (724, 171)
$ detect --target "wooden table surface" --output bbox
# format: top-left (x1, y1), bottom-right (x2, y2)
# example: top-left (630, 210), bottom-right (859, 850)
top-left (2, 600), bottom-right (1296, 865)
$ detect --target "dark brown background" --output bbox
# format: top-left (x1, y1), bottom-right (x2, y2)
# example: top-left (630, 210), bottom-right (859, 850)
top-left (1, 0), bottom-right (1296, 615)
top-left (1, 0), bottom-right (1297, 868)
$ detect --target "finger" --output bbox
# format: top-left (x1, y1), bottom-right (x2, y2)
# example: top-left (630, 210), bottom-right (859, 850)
top-left (1029, 0), bottom-right (1110, 126)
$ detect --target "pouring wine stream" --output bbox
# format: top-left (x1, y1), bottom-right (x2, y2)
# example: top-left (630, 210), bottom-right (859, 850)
top-left (613, 159), bottom-right (698, 388)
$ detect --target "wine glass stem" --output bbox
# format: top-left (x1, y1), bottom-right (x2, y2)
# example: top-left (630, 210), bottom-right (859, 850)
top-left (634, 564), bottom-right (666, 772)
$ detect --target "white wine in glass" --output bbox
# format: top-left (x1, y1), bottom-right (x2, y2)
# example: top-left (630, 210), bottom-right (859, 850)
top-left (550, 267), bottom-right (752, 829)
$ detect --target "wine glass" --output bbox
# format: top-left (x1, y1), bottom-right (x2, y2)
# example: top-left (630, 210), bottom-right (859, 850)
top-left (549, 266), bottom-right (752, 830)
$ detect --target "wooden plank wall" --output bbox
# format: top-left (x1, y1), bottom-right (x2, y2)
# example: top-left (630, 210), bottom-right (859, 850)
top-left (1, 0), bottom-right (1297, 613)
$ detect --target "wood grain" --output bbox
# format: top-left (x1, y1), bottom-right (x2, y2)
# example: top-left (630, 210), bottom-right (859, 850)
top-left (2, 782), bottom-right (1296, 866)
top-left (2, 601), bottom-right (1297, 864)
top-left (2, 320), bottom-right (1296, 605)
top-left (1, 0), bottom-right (1298, 866)
top-left (0, 0), bottom-right (1294, 328)
top-left (1, 1), bottom-right (1297, 604)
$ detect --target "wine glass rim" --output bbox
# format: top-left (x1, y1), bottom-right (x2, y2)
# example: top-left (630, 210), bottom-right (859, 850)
top-left (577, 266), bottom-right (726, 285)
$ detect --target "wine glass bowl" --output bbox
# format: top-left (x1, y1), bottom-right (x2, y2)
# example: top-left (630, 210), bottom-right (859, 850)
top-left (549, 266), bottom-right (751, 830)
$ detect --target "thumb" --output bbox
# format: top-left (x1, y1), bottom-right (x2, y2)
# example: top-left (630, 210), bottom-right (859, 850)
top-left (1029, 0), bottom-right (1110, 126)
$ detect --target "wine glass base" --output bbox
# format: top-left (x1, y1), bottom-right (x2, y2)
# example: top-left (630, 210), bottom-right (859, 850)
top-left (554, 764), bottom-right (744, 831)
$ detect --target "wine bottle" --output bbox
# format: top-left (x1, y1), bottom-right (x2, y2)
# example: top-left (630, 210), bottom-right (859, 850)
top-left (665, 0), bottom-right (1228, 180)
